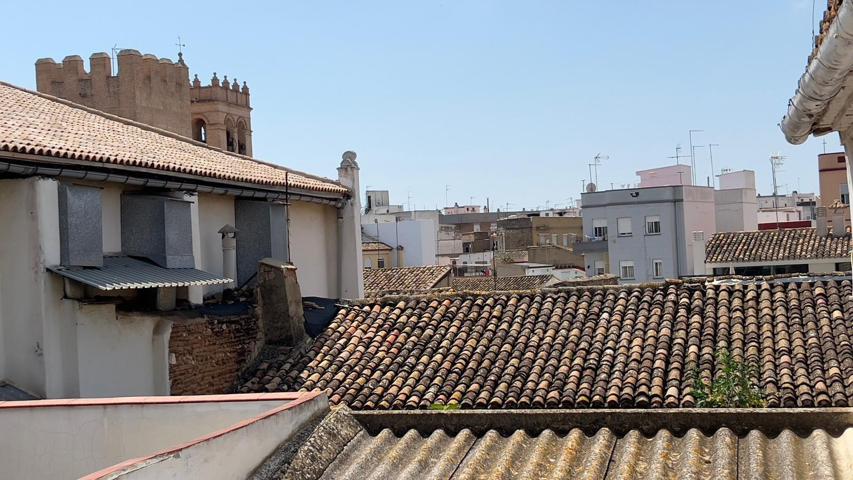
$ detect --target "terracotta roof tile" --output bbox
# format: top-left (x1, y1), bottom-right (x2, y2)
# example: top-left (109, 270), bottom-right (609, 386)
top-left (451, 275), bottom-right (556, 291)
top-left (706, 228), bottom-right (851, 263)
top-left (240, 277), bottom-right (853, 409)
top-left (362, 241), bottom-right (393, 252)
top-left (0, 82), bottom-right (348, 195)
top-left (363, 266), bottom-right (452, 296)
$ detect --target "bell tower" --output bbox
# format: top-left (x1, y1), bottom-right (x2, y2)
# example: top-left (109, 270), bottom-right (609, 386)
top-left (189, 70), bottom-right (253, 156)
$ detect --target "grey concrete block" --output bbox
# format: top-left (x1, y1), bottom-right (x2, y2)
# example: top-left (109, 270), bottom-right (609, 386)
top-left (121, 194), bottom-right (194, 268)
top-left (58, 183), bottom-right (103, 267)
top-left (235, 200), bottom-right (288, 286)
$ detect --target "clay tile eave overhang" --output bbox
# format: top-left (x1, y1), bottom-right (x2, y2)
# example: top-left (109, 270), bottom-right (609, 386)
top-left (0, 82), bottom-right (350, 198)
top-left (781, 1), bottom-right (853, 144)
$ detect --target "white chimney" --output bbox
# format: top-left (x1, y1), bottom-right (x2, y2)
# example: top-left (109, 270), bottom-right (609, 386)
top-left (219, 224), bottom-right (238, 288)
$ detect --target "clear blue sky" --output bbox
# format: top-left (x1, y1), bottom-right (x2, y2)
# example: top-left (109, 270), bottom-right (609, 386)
top-left (5, 1), bottom-right (836, 210)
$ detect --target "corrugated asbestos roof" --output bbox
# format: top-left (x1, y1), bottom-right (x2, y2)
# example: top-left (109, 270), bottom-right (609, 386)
top-left (48, 256), bottom-right (231, 290)
top-left (0, 82), bottom-right (348, 195)
top-left (272, 408), bottom-right (853, 480)
top-left (315, 427), bottom-right (852, 480)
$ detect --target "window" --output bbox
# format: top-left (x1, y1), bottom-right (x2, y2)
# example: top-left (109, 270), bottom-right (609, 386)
top-left (619, 260), bottom-right (635, 279)
top-left (617, 217), bottom-right (632, 237)
top-left (192, 119), bottom-right (207, 143)
top-left (594, 260), bottom-right (606, 275)
top-left (592, 218), bottom-right (608, 239)
top-left (562, 234), bottom-right (569, 246)
top-left (551, 234), bottom-right (558, 245)
top-left (652, 259), bottom-right (663, 278)
top-left (377, 258), bottom-right (386, 268)
top-left (645, 215), bottom-right (661, 235)
top-left (364, 258), bottom-right (372, 269)
top-left (841, 184), bottom-right (850, 205)
top-left (539, 233), bottom-right (549, 245)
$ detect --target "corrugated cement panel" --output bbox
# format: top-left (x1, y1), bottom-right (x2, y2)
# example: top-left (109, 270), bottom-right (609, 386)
top-left (315, 427), bottom-right (853, 480)
top-left (49, 256), bottom-right (231, 290)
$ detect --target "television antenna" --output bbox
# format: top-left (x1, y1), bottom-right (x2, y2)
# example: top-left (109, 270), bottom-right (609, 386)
top-left (689, 129), bottom-right (703, 184)
top-left (770, 153), bottom-right (786, 226)
top-left (708, 143), bottom-right (720, 188)
top-left (667, 144), bottom-right (690, 165)
top-left (110, 44), bottom-right (125, 74)
top-left (588, 153), bottom-right (607, 186)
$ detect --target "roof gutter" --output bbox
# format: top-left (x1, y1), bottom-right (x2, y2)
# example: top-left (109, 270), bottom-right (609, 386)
top-left (781, 0), bottom-right (853, 144)
top-left (0, 159), bottom-right (345, 208)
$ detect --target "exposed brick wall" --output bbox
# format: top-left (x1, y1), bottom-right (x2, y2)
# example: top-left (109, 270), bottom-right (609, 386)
top-left (169, 312), bottom-right (262, 395)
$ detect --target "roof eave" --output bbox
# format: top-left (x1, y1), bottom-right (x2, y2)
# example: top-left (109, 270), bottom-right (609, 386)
top-left (0, 152), bottom-right (348, 203)
top-left (781, 0), bottom-right (853, 144)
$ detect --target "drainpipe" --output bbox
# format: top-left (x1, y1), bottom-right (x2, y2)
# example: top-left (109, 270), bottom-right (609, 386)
top-left (337, 208), bottom-right (344, 297)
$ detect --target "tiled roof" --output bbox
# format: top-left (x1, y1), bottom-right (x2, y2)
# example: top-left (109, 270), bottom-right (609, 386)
top-left (814, 1), bottom-right (844, 58)
top-left (451, 274), bottom-right (555, 291)
top-left (0, 82), bottom-right (347, 195)
top-left (362, 241), bottom-right (393, 252)
top-left (273, 408), bottom-right (853, 480)
top-left (363, 265), bottom-right (452, 296)
top-left (705, 228), bottom-right (851, 263)
top-left (240, 277), bottom-right (853, 409)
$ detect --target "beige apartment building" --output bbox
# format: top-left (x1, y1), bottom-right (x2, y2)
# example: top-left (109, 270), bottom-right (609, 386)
top-left (819, 152), bottom-right (849, 206)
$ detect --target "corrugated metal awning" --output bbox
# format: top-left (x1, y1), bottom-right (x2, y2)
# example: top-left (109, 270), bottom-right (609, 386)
top-left (48, 256), bottom-right (232, 290)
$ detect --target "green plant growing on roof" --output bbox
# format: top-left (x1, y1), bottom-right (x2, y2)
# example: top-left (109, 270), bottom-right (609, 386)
top-left (692, 349), bottom-right (766, 408)
top-left (428, 403), bottom-right (460, 411)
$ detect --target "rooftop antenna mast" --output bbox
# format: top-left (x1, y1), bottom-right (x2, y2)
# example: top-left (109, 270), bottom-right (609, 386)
top-left (770, 153), bottom-right (786, 227)
top-left (708, 143), bottom-right (720, 188)
top-left (668, 144), bottom-right (690, 165)
top-left (689, 129), bottom-right (703, 184)
top-left (110, 44), bottom-right (125, 74)
top-left (588, 153), bottom-right (607, 187)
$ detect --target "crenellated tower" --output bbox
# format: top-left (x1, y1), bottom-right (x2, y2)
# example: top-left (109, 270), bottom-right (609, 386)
top-left (35, 50), bottom-right (192, 137)
top-left (189, 73), bottom-right (252, 156)
top-left (34, 49), bottom-right (253, 156)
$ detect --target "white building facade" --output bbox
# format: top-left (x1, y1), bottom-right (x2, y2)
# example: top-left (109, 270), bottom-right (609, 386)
top-left (0, 83), bottom-right (362, 399)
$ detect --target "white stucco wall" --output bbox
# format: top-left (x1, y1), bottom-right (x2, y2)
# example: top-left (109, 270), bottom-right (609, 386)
top-left (76, 308), bottom-right (170, 397)
top-left (0, 179), bottom-right (53, 396)
top-left (0, 178), bottom-right (173, 399)
top-left (196, 193), bottom-right (236, 296)
top-left (290, 201), bottom-right (338, 297)
top-left (110, 397), bottom-right (328, 480)
top-left (0, 397), bottom-right (313, 480)
top-left (365, 219), bottom-right (437, 267)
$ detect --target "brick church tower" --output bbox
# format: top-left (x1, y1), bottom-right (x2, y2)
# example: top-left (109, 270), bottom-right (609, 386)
top-left (34, 49), bottom-right (252, 156)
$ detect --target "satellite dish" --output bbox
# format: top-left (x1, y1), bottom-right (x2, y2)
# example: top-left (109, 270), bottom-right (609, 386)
top-left (585, 182), bottom-right (597, 193)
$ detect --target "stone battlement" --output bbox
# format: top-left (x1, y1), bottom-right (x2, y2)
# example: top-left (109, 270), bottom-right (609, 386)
top-left (191, 73), bottom-right (250, 108)
top-left (35, 50), bottom-right (192, 137)
top-left (34, 48), bottom-right (253, 155)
